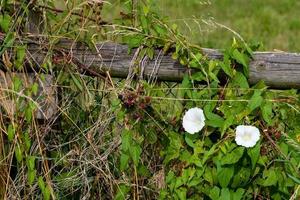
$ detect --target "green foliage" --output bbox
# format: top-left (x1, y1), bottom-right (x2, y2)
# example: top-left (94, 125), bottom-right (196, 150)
top-left (119, 17), bottom-right (300, 196)
top-left (120, 130), bottom-right (142, 168)
top-left (1, 0), bottom-right (299, 199)
top-left (0, 13), bottom-right (11, 32)
top-left (14, 45), bottom-right (27, 70)
top-left (156, 0), bottom-right (300, 52)
top-left (221, 147), bottom-right (244, 165)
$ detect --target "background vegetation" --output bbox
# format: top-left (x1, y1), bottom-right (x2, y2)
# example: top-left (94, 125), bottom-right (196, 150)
top-left (160, 0), bottom-right (300, 51)
top-left (104, 0), bottom-right (300, 51)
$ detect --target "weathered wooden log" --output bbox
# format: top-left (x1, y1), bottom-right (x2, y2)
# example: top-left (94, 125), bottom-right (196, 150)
top-left (1, 35), bottom-right (300, 88)
top-left (249, 52), bottom-right (300, 88)
top-left (26, 40), bottom-right (300, 88)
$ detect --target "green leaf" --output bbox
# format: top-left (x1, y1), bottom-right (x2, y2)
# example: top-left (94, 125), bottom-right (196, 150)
top-left (232, 49), bottom-right (249, 77)
top-left (208, 60), bottom-right (220, 82)
top-left (208, 71), bottom-right (220, 83)
top-left (191, 72), bottom-right (206, 81)
top-left (231, 72), bottom-right (249, 88)
top-left (272, 193), bottom-right (282, 200)
top-left (217, 166), bottom-right (234, 188)
top-left (219, 188), bottom-right (231, 200)
top-left (221, 147), bottom-right (244, 165)
top-left (44, 185), bottom-right (51, 200)
top-left (121, 130), bottom-right (132, 152)
top-left (221, 115), bottom-right (234, 137)
top-left (188, 172), bottom-right (203, 187)
top-left (179, 56), bottom-right (188, 66)
top-left (247, 143), bottom-right (261, 169)
top-left (189, 53), bottom-right (203, 68)
top-left (129, 144), bottom-right (142, 166)
top-left (204, 111), bottom-right (224, 128)
top-left (7, 124), bottom-right (15, 142)
top-left (15, 145), bottom-right (23, 163)
top-left (172, 52), bottom-right (178, 60)
top-left (163, 42), bottom-right (172, 54)
top-left (143, 6), bottom-right (150, 15)
top-left (184, 134), bottom-right (195, 148)
top-left (159, 190), bottom-right (168, 199)
top-left (120, 153), bottom-right (130, 171)
top-left (137, 164), bottom-right (150, 177)
top-left (204, 167), bottom-right (215, 185)
top-left (28, 169), bottom-right (36, 185)
top-left (124, 35), bottom-right (144, 49)
top-left (146, 47), bottom-right (155, 59)
top-left (114, 184), bottom-right (130, 200)
top-left (180, 150), bottom-right (196, 166)
top-left (38, 176), bottom-right (45, 192)
top-left (15, 45), bottom-right (27, 70)
top-left (175, 178), bottom-right (185, 190)
top-left (181, 167), bottom-right (196, 183)
top-left (12, 76), bottom-right (22, 91)
top-left (0, 14), bottom-right (11, 32)
top-left (175, 187), bottom-right (187, 200)
top-left (220, 54), bottom-right (234, 77)
top-left (27, 156), bottom-right (35, 170)
top-left (258, 168), bottom-right (278, 186)
top-left (261, 101), bottom-right (273, 125)
top-left (0, 32), bottom-right (15, 56)
top-left (70, 73), bottom-right (83, 91)
top-left (163, 132), bottom-right (183, 164)
top-left (209, 186), bottom-right (220, 200)
top-left (231, 168), bottom-right (251, 188)
top-left (172, 24), bottom-right (178, 32)
top-left (279, 142), bottom-right (289, 156)
top-left (25, 103), bottom-right (34, 122)
top-left (146, 130), bottom-right (157, 144)
top-left (287, 173), bottom-right (300, 184)
top-left (203, 144), bottom-right (217, 164)
top-left (179, 75), bottom-right (191, 98)
top-left (31, 82), bottom-right (39, 96)
top-left (232, 188), bottom-right (245, 200)
top-left (166, 171), bottom-right (176, 185)
top-left (253, 80), bottom-right (267, 90)
top-left (154, 24), bottom-right (167, 37)
top-left (247, 90), bottom-right (263, 111)
top-left (24, 131), bottom-right (31, 152)
top-left (140, 15), bottom-right (149, 33)
top-left (232, 49), bottom-right (247, 67)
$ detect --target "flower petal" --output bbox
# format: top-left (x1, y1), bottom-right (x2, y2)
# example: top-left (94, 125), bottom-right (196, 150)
top-left (182, 107), bottom-right (205, 134)
top-left (235, 125), bottom-right (260, 148)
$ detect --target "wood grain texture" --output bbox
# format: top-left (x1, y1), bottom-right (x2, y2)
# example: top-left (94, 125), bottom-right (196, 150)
top-left (3, 39), bottom-right (300, 88)
top-left (56, 41), bottom-right (300, 88)
top-left (250, 52), bottom-right (300, 88)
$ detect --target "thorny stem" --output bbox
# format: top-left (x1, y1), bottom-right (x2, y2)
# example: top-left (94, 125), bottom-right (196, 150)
top-left (38, 5), bottom-right (108, 25)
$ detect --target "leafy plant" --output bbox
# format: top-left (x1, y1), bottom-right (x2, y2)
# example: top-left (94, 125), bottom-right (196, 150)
top-left (0, 0), bottom-right (299, 200)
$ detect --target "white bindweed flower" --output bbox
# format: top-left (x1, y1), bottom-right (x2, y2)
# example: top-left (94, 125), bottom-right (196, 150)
top-left (182, 107), bottom-right (205, 134)
top-left (235, 125), bottom-right (260, 148)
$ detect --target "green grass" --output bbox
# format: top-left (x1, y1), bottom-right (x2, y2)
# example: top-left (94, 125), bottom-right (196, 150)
top-left (157, 0), bottom-right (300, 51)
